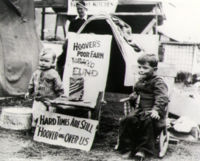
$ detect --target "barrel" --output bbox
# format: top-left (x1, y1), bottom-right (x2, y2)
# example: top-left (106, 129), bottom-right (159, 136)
top-left (0, 107), bottom-right (32, 130)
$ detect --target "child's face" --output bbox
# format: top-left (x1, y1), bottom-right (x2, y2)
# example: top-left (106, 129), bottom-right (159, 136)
top-left (39, 54), bottom-right (53, 70)
top-left (138, 62), bottom-right (155, 79)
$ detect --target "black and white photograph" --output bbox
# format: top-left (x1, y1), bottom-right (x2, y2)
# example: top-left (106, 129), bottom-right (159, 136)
top-left (1, 0), bottom-right (200, 160)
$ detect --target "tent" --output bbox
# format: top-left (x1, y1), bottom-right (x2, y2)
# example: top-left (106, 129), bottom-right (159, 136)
top-left (0, 0), bottom-right (41, 96)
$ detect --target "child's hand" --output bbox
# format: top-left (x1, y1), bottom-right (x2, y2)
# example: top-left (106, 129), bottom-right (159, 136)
top-left (129, 92), bottom-right (137, 100)
top-left (25, 92), bottom-right (29, 99)
top-left (150, 110), bottom-right (160, 120)
top-left (43, 100), bottom-right (51, 107)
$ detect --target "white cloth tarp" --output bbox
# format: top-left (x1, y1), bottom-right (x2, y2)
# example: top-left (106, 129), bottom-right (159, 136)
top-left (0, 0), bottom-right (41, 96)
top-left (123, 34), bottom-right (159, 86)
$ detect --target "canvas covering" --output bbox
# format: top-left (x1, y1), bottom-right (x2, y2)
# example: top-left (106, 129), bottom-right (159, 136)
top-left (0, 0), bottom-right (41, 96)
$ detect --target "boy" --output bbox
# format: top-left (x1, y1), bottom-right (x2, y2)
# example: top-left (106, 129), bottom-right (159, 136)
top-left (117, 54), bottom-right (169, 161)
top-left (26, 48), bottom-right (64, 127)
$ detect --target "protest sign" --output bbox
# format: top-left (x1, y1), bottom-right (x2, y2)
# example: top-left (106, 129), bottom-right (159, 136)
top-left (34, 111), bottom-right (98, 151)
top-left (68, 0), bottom-right (118, 15)
top-left (63, 33), bottom-right (112, 106)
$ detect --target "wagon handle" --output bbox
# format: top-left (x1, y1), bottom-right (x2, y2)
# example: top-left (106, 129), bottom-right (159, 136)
top-left (119, 97), bottom-right (130, 102)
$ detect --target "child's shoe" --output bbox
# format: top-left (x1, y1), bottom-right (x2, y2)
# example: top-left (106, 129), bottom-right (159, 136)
top-left (135, 151), bottom-right (145, 161)
top-left (122, 151), bottom-right (132, 159)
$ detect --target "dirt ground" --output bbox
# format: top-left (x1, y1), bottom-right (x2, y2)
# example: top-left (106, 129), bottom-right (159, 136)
top-left (1, 92), bottom-right (200, 161)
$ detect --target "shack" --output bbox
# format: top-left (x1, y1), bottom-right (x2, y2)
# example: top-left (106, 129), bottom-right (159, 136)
top-left (34, 0), bottom-right (166, 94)
top-left (34, 0), bottom-right (165, 39)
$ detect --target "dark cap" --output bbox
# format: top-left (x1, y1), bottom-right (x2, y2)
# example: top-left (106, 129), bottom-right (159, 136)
top-left (76, 1), bottom-right (87, 10)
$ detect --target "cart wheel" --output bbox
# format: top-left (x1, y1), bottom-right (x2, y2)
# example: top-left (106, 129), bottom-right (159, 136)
top-left (159, 129), bottom-right (169, 158)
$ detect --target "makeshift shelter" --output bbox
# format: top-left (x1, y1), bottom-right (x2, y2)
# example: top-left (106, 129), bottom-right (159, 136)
top-left (0, 0), bottom-right (41, 96)
top-left (76, 14), bottom-right (159, 94)
top-left (34, 0), bottom-right (165, 39)
top-left (34, 0), bottom-right (165, 93)
top-left (115, 0), bottom-right (165, 34)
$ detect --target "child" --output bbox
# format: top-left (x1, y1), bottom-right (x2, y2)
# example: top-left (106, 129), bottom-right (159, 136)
top-left (117, 54), bottom-right (169, 161)
top-left (26, 48), bottom-right (64, 127)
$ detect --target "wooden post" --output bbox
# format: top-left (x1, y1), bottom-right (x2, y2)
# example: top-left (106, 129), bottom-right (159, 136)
top-left (41, 7), bottom-right (46, 40)
top-left (155, 4), bottom-right (158, 35)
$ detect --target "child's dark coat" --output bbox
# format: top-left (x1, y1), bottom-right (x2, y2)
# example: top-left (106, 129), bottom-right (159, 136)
top-left (118, 75), bottom-right (169, 155)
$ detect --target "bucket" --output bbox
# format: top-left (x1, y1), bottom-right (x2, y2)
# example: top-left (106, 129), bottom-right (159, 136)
top-left (0, 107), bottom-right (32, 130)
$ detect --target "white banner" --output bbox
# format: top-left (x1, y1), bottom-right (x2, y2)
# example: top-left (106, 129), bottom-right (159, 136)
top-left (34, 112), bottom-right (98, 151)
top-left (63, 33), bottom-right (112, 106)
top-left (124, 34), bottom-right (159, 86)
top-left (68, 0), bottom-right (118, 15)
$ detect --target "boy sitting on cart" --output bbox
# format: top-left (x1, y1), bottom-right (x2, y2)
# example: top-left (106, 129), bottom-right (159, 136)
top-left (116, 53), bottom-right (169, 161)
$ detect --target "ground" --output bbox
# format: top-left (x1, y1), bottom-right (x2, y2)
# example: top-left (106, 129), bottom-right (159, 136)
top-left (1, 91), bottom-right (200, 161)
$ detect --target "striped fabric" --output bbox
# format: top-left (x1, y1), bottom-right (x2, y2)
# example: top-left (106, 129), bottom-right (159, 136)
top-left (124, 101), bottom-right (131, 116)
top-left (69, 77), bottom-right (84, 101)
top-left (124, 95), bottom-right (140, 116)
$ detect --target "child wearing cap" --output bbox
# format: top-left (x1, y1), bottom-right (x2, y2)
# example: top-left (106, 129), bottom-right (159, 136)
top-left (26, 48), bottom-right (64, 127)
top-left (116, 54), bottom-right (169, 161)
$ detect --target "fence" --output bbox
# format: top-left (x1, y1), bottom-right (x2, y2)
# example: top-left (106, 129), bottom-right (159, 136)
top-left (162, 42), bottom-right (200, 74)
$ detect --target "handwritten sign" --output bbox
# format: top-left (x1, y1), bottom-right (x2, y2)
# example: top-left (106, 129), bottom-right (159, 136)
top-left (63, 33), bottom-right (112, 106)
top-left (68, 0), bottom-right (118, 15)
top-left (34, 111), bottom-right (98, 151)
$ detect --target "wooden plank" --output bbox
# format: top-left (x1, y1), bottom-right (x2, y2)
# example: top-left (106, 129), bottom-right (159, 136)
top-left (34, 0), bottom-right (67, 8)
top-left (141, 18), bottom-right (156, 34)
top-left (112, 12), bottom-right (164, 16)
top-left (118, 0), bottom-right (162, 5)
top-left (41, 8), bottom-right (45, 40)
top-left (56, 11), bottom-right (164, 17)
top-left (50, 99), bottom-right (95, 109)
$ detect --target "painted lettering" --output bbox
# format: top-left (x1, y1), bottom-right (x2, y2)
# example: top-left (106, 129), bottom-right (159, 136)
top-left (73, 67), bottom-right (98, 77)
top-left (73, 41), bottom-right (101, 51)
top-left (77, 51), bottom-right (90, 57)
top-left (72, 57), bottom-right (95, 68)
top-left (70, 118), bottom-right (80, 128)
top-left (64, 133), bottom-right (79, 144)
top-left (79, 136), bottom-right (89, 146)
top-left (90, 51), bottom-right (104, 59)
top-left (37, 126), bottom-right (58, 140)
top-left (57, 116), bottom-right (70, 126)
top-left (39, 115), bottom-right (57, 125)
top-left (80, 120), bottom-right (93, 133)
